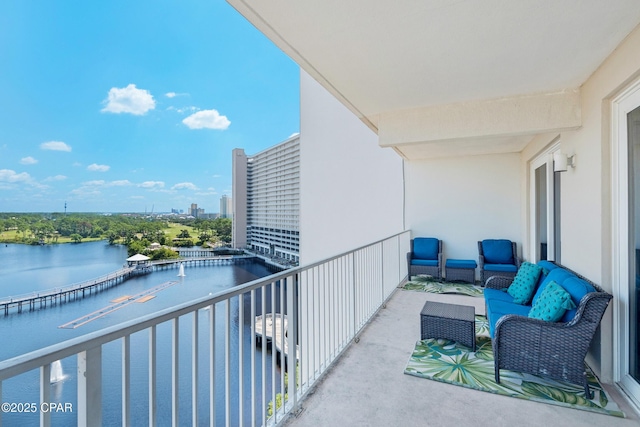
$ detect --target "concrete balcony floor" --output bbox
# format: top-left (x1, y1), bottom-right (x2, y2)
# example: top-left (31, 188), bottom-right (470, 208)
top-left (283, 289), bottom-right (640, 427)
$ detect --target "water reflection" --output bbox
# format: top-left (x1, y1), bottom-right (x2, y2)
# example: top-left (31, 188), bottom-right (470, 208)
top-left (0, 242), bottom-right (283, 426)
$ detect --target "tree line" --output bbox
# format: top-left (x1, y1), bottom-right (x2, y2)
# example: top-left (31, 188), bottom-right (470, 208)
top-left (0, 213), bottom-right (233, 258)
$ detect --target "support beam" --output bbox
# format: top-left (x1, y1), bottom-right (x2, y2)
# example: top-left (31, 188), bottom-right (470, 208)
top-left (77, 347), bottom-right (102, 427)
top-left (378, 89), bottom-right (581, 159)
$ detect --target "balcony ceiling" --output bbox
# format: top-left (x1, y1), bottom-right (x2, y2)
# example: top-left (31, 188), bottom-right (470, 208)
top-left (228, 0), bottom-right (640, 159)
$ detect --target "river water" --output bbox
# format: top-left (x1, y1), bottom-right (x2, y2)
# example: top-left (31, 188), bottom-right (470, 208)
top-left (0, 241), bottom-right (280, 426)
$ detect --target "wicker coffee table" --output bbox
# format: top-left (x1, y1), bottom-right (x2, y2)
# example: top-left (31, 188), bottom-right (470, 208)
top-left (420, 301), bottom-right (476, 351)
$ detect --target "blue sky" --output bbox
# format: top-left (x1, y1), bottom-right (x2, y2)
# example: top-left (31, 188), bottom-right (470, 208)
top-left (0, 1), bottom-right (300, 213)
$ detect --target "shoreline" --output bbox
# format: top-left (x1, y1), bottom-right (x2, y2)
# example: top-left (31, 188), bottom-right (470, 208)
top-left (0, 237), bottom-right (106, 245)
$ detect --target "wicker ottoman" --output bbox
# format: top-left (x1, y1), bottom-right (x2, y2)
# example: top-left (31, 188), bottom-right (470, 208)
top-left (445, 259), bottom-right (477, 283)
top-left (420, 301), bottom-right (475, 351)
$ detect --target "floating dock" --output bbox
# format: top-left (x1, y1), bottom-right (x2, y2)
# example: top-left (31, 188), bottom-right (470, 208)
top-left (58, 281), bottom-right (178, 329)
top-left (254, 313), bottom-right (299, 361)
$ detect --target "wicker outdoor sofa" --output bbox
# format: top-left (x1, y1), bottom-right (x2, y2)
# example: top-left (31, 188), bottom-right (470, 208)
top-left (484, 260), bottom-right (612, 397)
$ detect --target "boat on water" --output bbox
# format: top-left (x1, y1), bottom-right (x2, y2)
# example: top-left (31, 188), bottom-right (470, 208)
top-left (254, 313), bottom-right (299, 360)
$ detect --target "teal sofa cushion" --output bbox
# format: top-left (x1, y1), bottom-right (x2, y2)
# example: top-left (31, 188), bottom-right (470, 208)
top-left (413, 238), bottom-right (439, 260)
top-left (483, 288), bottom-right (515, 304)
top-left (487, 299), bottom-right (532, 337)
top-left (528, 281), bottom-right (576, 322)
top-left (482, 239), bottom-right (514, 264)
top-left (507, 262), bottom-right (543, 304)
top-left (559, 277), bottom-right (595, 322)
top-left (411, 259), bottom-right (438, 267)
top-left (446, 259), bottom-right (477, 269)
top-left (484, 263), bottom-right (518, 273)
top-left (531, 268), bottom-right (575, 305)
top-left (536, 260), bottom-right (558, 276)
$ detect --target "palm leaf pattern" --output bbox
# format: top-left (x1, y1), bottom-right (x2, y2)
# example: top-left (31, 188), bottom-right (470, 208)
top-left (474, 315), bottom-right (489, 337)
top-left (403, 276), bottom-right (484, 297)
top-left (405, 337), bottom-right (625, 418)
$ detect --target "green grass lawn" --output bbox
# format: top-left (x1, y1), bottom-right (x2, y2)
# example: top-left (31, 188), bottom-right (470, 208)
top-left (0, 230), bottom-right (104, 244)
top-left (0, 222), bottom-right (198, 245)
top-left (164, 223), bottom-right (196, 241)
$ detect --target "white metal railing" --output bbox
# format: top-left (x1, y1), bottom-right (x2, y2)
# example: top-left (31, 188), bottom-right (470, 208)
top-left (0, 230), bottom-right (410, 427)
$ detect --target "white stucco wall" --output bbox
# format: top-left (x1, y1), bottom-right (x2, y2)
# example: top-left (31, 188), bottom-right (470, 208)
top-left (405, 153), bottom-right (522, 272)
top-left (520, 24), bottom-right (640, 384)
top-left (299, 71), bottom-right (405, 264)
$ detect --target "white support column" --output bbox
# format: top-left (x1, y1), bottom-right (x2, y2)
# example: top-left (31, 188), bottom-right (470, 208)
top-left (40, 363), bottom-right (51, 427)
top-left (209, 303), bottom-right (216, 427)
top-left (172, 318), bottom-right (179, 427)
top-left (149, 326), bottom-right (157, 427)
top-left (122, 335), bottom-right (131, 427)
top-left (225, 300), bottom-right (231, 427)
top-left (238, 293), bottom-right (244, 427)
top-left (192, 312), bottom-right (199, 427)
top-left (77, 347), bottom-right (102, 427)
top-left (287, 273), bottom-right (298, 411)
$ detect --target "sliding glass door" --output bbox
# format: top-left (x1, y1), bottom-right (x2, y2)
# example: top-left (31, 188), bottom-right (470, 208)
top-left (530, 146), bottom-right (561, 263)
top-left (614, 82), bottom-right (640, 406)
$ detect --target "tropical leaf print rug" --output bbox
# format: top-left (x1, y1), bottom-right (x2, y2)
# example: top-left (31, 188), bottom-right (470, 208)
top-left (404, 318), bottom-right (624, 418)
top-left (403, 275), bottom-right (484, 297)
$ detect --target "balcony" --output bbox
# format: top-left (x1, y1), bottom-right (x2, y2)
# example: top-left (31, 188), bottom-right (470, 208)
top-left (1, 230), bottom-right (637, 426)
top-left (282, 289), bottom-right (639, 427)
top-left (0, 232), bottom-right (409, 426)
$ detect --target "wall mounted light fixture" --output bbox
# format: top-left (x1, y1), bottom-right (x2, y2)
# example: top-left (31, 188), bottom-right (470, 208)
top-left (553, 152), bottom-right (575, 172)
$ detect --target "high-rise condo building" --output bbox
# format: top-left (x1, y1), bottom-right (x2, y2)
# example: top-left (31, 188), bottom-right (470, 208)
top-left (232, 134), bottom-right (300, 264)
top-left (189, 203), bottom-right (204, 218)
top-left (220, 195), bottom-right (233, 218)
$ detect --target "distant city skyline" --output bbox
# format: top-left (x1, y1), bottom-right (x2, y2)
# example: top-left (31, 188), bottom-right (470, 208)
top-left (0, 1), bottom-right (299, 213)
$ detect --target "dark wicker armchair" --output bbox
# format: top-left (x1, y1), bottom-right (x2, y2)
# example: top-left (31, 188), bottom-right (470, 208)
top-left (486, 263), bottom-right (612, 397)
top-left (407, 238), bottom-right (442, 279)
top-left (478, 239), bottom-right (521, 284)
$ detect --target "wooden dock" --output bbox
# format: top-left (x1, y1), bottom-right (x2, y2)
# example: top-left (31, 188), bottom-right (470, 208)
top-left (150, 255), bottom-right (256, 271)
top-left (0, 267), bottom-right (139, 316)
top-left (0, 255), bottom-right (258, 316)
top-left (255, 313), bottom-right (299, 362)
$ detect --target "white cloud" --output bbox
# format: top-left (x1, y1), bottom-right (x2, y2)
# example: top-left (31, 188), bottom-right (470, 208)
top-left (87, 163), bottom-right (110, 172)
top-left (0, 169), bottom-right (31, 183)
top-left (41, 141), bottom-right (72, 152)
top-left (70, 187), bottom-right (101, 197)
top-left (101, 84), bottom-right (156, 115)
top-left (0, 169), bottom-right (47, 190)
top-left (182, 109), bottom-right (230, 130)
top-left (171, 182), bottom-right (198, 191)
top-left (20, 156), bottom-right (38, 165)
top-left (81, 179), bottom-right (132, 187)
top-left (44, 175), bottom-right (67, 182)
top-left (167, 105), bottom-right (199, 114)
top-left (165, 92), bottom-right (188, 98)
top-left (139, 181), bottom-right (165, 189)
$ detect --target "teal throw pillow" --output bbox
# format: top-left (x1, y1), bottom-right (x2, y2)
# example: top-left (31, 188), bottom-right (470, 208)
top-left (528, 280), bottom-right (576, 322)
top-left (507, 262), bottom-right (543, 305)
